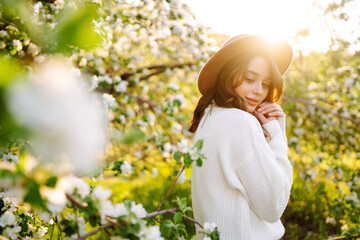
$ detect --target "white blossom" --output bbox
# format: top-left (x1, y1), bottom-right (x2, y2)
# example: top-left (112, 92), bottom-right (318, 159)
top-left (294, 128), bottom-right (305, 135)
top-left (90, 75), bottom-right (100, 90)
top-left (168, 82), bottom-right (179, 91)
top-left (171, 122), bottom-right (182, 134)
top-left (174, 94), bottom-right (186, 106)
top-left (79, 57), bottom-right (87, 67)
top-left (139, 225), bottom-right (164, 240)
top-left (131, 202), bottom-right (147, 218)
top-left (126, 108), bottom-right (136, 118)
top-left (12, 39), bottom-right (22, 52)
top-left (121, 160), bottom-right (132, 176)
top-left (1, 153), bottom-right (19, 164)
top-left (134, 151), bottom-right (142, 158)
top-left (7, 59), bottom-right (108, 175)
top-left (165, 68), bottom-right (172, 77)
top-left (27, 43), bottom-right (41, 56)
top-left (119, 114), bottom-right (126, 124)
top-left (34, 226), bottom-right (48, 238)
top-left (147, 113), bottom-right (156, 126)
top-left (177, 170), bottom-right (186, 184)
top-left (177, 139), bottom-right (189, 153)
top-left (189, 147), bottom-right (200, 160)
top-left (3, 226), bottom-right (21, 240)
top-left (112, 203), bottom-right (128, 217)
top-left (72, 177), bottom-right (90, 197)
top-left (47, 202), bottom-right (67, 215)
top-left (0, 211), bottom-right (16, 227)
top-left (203, 222), bottom-right (217, 234)
top-left (345, 192), bottom-right (360, 207)
top-left (115, 81), bottom-right (129, 92)
top-left (103, 93), bottom-right (117, 108)
top-left (151, 168), bottom-right (159, 177)
top-left (93, 185), bottom-right (112, 201)
top-left (163, 142), bottom-right (172, 153)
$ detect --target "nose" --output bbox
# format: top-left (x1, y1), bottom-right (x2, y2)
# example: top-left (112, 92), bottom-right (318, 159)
top-left (253, 82), bottom-right (265, 94)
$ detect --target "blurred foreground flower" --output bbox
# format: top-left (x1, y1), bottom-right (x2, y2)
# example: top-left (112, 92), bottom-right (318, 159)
top-left (6, 58), bottom-right (108, 175)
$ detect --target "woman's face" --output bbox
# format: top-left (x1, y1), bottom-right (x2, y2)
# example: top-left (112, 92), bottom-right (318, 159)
top-left (234, 56), bottom-right (271, 113)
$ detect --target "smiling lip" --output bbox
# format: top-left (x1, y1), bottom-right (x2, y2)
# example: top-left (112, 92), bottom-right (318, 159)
top-left (245, 97), bottom-right (260, 106)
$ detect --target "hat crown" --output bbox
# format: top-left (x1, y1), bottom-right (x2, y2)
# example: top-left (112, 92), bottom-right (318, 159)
top-left (221, 34), bottom-right (250, 48)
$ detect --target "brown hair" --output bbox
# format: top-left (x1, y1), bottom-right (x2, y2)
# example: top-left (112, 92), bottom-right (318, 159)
top-left (189, 51), bottom-right (283, 133)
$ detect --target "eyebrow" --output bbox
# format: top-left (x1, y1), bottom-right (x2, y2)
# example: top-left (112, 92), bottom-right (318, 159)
top-left (246, 71), bottom-right (271, 81)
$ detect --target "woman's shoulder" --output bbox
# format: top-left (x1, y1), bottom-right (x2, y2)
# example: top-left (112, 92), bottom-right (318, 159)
top-left (211, 106), bottom-right (258, 124)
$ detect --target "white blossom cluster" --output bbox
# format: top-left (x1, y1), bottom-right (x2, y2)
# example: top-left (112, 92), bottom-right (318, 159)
top-left (92, 185), bottom-right (148, 223)
top-left (7, 59), bottom-right (108, 175)
top-left (1, 152), bottom-right (19, 164)
top-left (0, 192), bottom-right (48, 239)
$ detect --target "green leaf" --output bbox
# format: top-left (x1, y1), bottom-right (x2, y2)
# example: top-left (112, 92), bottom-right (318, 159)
top-left (24, 180), bottom-right (44, 208)
top-left (175, 223), bottom-right (187, 237)
top-left (184, 155), bottom-right (192, 168)
top-left (122, 128), bottom-right (145, 145)
top-left (173, 99), bottom-right (182, 107)
top-left (211, 228), bottom-right (220, 240)
top-left (196, 158), bottom-right (203, 167)
top-left (194, 139), bottom-right (204, 150)
top-left (163, 219), bottom-right (174, 228)
top-left (45, 176), bottom-right (58, 188)
top-left (0, 56), bottom-right (22, 87)
top-left (20, 222), bottom-right (28, 234)
top-left (52, 1), bottom-right (103, 52)
top-left (60, 218), bottom-right (78, 237)
top-left (173, 212), bottom-right (182, 223)
top-left (173, 151), bottom-right (181, 162)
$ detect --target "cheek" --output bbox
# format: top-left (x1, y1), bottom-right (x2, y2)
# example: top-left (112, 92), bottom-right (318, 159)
top-left (261, 89), bottom-right (269, 101)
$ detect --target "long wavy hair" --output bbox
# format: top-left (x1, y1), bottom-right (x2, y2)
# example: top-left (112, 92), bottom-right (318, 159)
top-left (189, 51), bottom-right (283, 133)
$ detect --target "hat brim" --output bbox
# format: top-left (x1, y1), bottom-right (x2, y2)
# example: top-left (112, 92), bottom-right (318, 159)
top-left (197, 34), bottom-right (294, 95)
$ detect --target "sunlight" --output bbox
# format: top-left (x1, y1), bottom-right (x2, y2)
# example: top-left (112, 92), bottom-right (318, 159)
top-left (183, 0), bottom-right (347, 54)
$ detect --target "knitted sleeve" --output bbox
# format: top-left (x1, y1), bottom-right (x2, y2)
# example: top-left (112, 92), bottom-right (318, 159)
top-left (214, 110), bottom-right (293, 223)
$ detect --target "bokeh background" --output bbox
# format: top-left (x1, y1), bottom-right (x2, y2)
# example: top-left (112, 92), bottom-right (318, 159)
top-left (0, 0), bottom-right (359, 239)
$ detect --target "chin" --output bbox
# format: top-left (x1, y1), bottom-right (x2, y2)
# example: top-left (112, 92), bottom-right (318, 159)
top-left (246, 107), bottom-right (256, 113)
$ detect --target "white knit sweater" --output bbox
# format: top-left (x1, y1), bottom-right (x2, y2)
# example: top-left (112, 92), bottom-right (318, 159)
top-left (191, 105), bottom-right (293, 240)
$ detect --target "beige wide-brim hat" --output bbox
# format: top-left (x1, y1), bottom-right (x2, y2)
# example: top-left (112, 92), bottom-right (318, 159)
top-left (197, 34), bottom-right (294, 95)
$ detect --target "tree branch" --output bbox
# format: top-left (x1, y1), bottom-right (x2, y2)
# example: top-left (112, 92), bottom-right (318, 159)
top-left (282, 95), bottom-right (360, 126)
top-left (327, 234), bottom-right (360, 240)
top-left (66, 193), bottom-right (87, 209)
top-left (77, 223), bottom-right (114, 240)
top-left (179, 213), bottom-right (203, 229)
top-left (156, 166), bottom-right (185, 211)
top-left (125, 91), bottom-right (162, 113)
top-left (121, 62), bottom-right (195, 80)
top-left (144, 208), bottom-right (177, 218)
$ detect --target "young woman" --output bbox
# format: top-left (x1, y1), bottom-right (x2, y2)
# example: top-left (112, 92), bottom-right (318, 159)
top-left (189, 34), bottom-right (294, 240)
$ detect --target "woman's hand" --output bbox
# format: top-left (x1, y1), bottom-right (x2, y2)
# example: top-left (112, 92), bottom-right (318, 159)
top-left (253, 102), bottom-right (285, 125)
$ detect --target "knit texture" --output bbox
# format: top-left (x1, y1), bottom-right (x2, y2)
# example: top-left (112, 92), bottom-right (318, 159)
top-left (191, 105), bottom-right (293, 240)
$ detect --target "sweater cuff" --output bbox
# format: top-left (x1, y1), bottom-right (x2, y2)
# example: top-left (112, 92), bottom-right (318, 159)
top-left (262, 120), bottom-right (282, 140)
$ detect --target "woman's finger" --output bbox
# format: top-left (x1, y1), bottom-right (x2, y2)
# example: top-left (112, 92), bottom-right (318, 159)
top-left (253, 110), bottom-right (268, 124)
top-left (267, 111), bottom-right (285, 118)
top-left (260, 106), bottom-right (284, 115)
top-left (257, 102), bottom-right (273, 112)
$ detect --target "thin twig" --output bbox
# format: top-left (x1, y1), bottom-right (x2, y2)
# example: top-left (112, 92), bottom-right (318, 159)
top-left (144, 208), bottom-right (178, 218)
top-left (179, 214), bottom-right (203, 229)
top-left (156, 166), bottom-right (185, 211)
top-left (66, 193), bottom-right (87, 209)
top-left (55, 215), bottom-right (62, 240)
top-left (77, 223), bottom-right (114, 240)
top-left (121, 62), bottom-right (195, 80)
top-left (282, 95), bottom-right (360, 126)
top-left (327, 234), bottom-right (360, 240)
